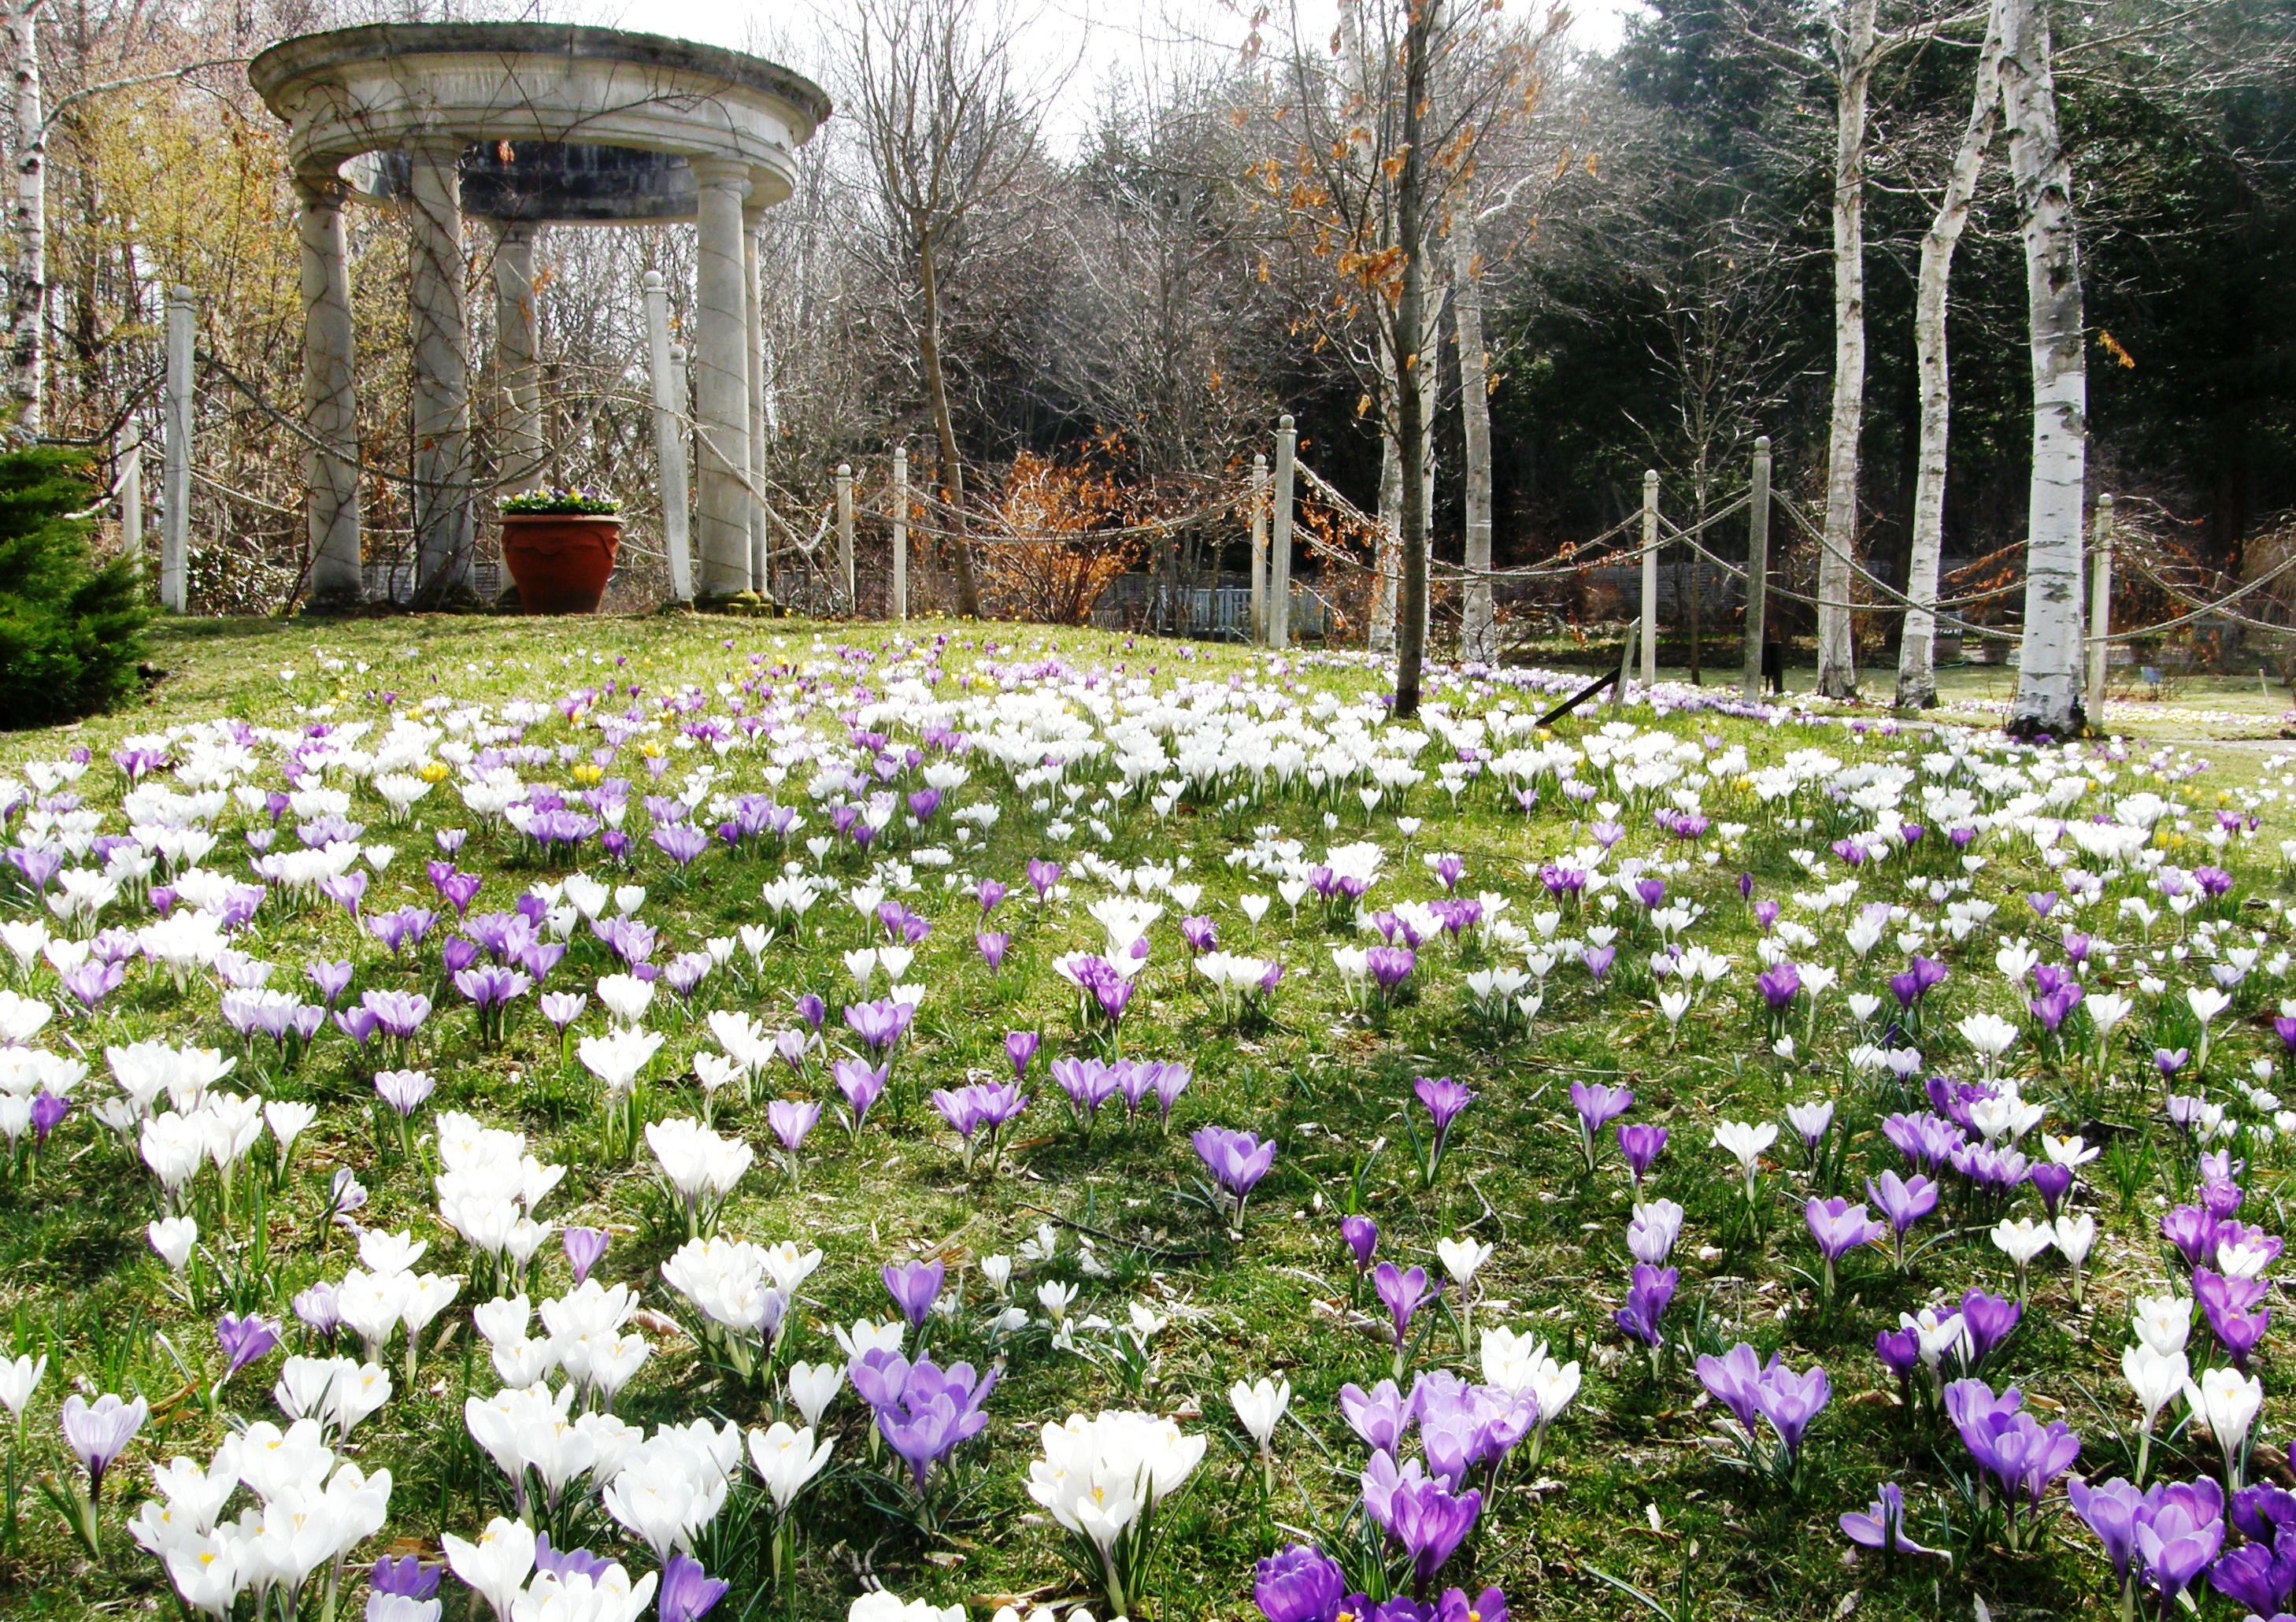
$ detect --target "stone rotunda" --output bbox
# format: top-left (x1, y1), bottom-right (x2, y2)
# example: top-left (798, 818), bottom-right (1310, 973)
top-left (249, 23), bottom-right (830, 606)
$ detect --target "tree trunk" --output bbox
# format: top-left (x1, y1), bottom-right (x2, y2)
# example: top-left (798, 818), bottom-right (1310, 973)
top-left (1416, 309), bottom-right (1438, 648)
top-left (1452, 217), bottom-right (1495, 663)
top-left (1899, 0), bottom-right (2006, 709)
top-left (1816, 0), bottom-right (1877, 698)
top-left (1372, 359), bottom-right (1401, 654)
top-left (916, 223), bottom-right (981, 618)
top-left (8, 0), bottom-right (43, 440)
top-left (2002, 0), bottom-right (2089, 735)
top-left (1392, 2), bottom-right (1435, 720)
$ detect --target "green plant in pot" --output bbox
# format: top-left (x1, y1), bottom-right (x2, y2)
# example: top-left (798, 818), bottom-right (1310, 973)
top-left (498, 487), bottom-right (623, 614)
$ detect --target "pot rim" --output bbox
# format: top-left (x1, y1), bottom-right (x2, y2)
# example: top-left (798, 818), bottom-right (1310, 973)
top-left (499, 510), bottom-right (624, 524)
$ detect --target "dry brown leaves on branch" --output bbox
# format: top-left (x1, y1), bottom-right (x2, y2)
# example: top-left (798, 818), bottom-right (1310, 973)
top-left (976, 450), bottom-right (1150, 625)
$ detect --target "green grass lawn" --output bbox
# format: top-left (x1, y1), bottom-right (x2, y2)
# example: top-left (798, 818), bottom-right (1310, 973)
top-left (2, 613), bottom-right (2293, 1622)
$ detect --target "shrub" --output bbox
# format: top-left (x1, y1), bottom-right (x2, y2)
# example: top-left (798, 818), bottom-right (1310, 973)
top-left (0, 445), bottom-right (150, 729)
top-left (501, 486), bottom-right (620, 516)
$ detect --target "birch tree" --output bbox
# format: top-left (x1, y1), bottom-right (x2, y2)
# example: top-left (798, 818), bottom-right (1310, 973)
top-left (1896, 0), bottom-right (2006, 709)
top-left (1814, 0), bottom-right (1878, 697)
top-left (7, 0), bottom-right (44, 439)
top-left (2002, 0), bottom-right (2088, 733)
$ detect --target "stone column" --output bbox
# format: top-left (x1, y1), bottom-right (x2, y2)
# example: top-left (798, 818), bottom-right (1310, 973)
top-left (406, 136), bottom-right (472, 596)
top-left (744, 209), bottom-right (769, 595)
top-left (643, 269), bottom-right (693, 602)
top-left (298, 169), bottom-right (362, 607)
top-left (494, 222), bottom-right (541, 497)
top-left (691, 159), bottom-right (753, 596)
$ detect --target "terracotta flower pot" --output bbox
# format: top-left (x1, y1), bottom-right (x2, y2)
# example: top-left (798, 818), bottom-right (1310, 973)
top-left (499, 513), bottom-right (624, 614)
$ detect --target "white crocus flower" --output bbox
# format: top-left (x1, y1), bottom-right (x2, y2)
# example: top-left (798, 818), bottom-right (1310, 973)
top-left (1713, 1120), bottom-right (1779, 1202)
top-left (2183, 1366), bottom-right (2265, 1488)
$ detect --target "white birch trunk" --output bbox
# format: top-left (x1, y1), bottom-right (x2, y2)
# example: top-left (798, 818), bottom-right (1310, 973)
top-left (1898, 0), bottom-right (2007, 709)
top-left (1416, 313), bottom-right (1437, 648)
top-left (1816, 0), bottom-right (1877, 698)
top-left (1452, 217), bottom-right (1496, 662)
top-left (2003, 0), bottom-right (2089, 734)
top-left (7, 0), bottom-right (43, 439)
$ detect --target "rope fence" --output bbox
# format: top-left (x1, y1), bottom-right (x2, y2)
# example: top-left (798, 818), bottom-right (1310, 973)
top-left (118, 280), bottom-right (2296, 690)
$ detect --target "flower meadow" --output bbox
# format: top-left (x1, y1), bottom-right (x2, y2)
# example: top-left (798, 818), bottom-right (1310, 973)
top-left (7, 617), bottom-right (2296, 1622)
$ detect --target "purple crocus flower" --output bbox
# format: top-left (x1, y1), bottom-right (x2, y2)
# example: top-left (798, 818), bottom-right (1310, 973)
top-left (1696, 1342), bottom-right (1772, 1435)
top-left (2138, 1479), bottom-right (2226, 1605)
top-left (1881, 1111), bottom-right (1962, 1173)
top-left (30, 1091), bottom-right (67, 1143)
top-left (1839, 1483), bottom-right (1946, 1561)
top-left (1568, 1082), bottom-right (1631, 1168)
top-left (1873, 1326), bottom-right (1920, 1388)
top-left (2028, 1160), bottom-right (2074, 1217)
top-left (872, 1357), bottom-right (997, 1492)
top-left (1805, 1198), bottom-right (1884, 1293)
top-left (881, 1259), bottom-right (945, 1330)
top-left (844, 998), bottom-right (915, 1055)
top-left (977, 931), bottom-right (1010, 970)
top-left (1614, 1264), bottom-right (1677, 1346)
top-left (1254, 1545), bottom-right (1348, 1622)
top-left (360, 989), bottom-right (431, 1042)
top-left (1194, 1127), bottom-right (1276, 1222)
top-left (1616, 1123), bottom-right (1667, 1191)
top-left (60, 958), bottom-right (123, 1013)
top-left (563, 1227), bottom-right (608, 1286)
top-left (216, 1313), bottom-right (281, 1379)
top-left (1581, 945), bottom-right (1616, 983)
top-left (1050, 1057), bottom-right (1122, 1128)
top-left (657, 1552), bottom-right (728, 1622)
top-left (835, 1057), bottom-right (890, 1133)
top-left (1340, 1379), bottom-right (1412, 1453)
top-left (1753, 1361), bottom-right (1831, 1460)
top-left (1372, 1264), bottom-right (1438, 1353)
top-left (369, 1553), bottom-right (441, 1599)
top-left (1004, 1031), bottom-right (1040, 1082)
top-left (61, 1392), bottom-right (148, 1502)
top-left (2161, 1205), bottom-right (2220, 1272)
top-left (1959, 1289), bottom-right (2022, 1365)
top-left (1756, 961), bottom-right (1800, 1013)
top-left (2069, 1476), bottom-right (2146, 1582)
top-left (1367, 946), bottom-right (1416, 994)
top-left (1342, 1215), bottom-right (1379, 1274)
top-left (767, 1099), bottom-right (820, 1157)
top-left (1027, 858), bottom-right (1061, 901)
top-left (1362, 1452), bottom-right (1481, 1588)
top-left (306, 959), bottom-right (354, 1005)
top-left (1413, 1076), bottom-right (1475, 1174)
top-left (1949, 1377), bottom-right (2080, 1516)
top-left (2207, 1503), bottom-right (2296, 1614)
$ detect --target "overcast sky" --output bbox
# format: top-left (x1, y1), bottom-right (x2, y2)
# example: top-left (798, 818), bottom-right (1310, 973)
top-left (556, 0), bottom-right (1645, 156)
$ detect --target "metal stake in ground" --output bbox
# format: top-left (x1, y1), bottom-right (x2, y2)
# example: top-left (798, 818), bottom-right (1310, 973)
top-left (1741, 435), bottom-right (1772, 702)
top-left (1269, 415), bottom-right (1297, 650)
top-left (2087, 494), bottom-right (2114, 724)
top-left (1641, 470), bottom-right (1660, 690)
top-left (891, 446), bottom-right (909, 622)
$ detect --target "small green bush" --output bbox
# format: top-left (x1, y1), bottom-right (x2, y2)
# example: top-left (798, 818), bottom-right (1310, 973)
top-left (0, 444), bottom-right (150, 729)
top-left (500, 486), bottom-right (620, 516)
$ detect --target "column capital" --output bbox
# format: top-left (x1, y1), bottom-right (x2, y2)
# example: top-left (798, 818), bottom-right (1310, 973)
top-left (689, 157), bottom-right (753, 196)
top-left (293, 167), bottom-right (353, 210)
top-left (406, 131), bottom-right (467, 164)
